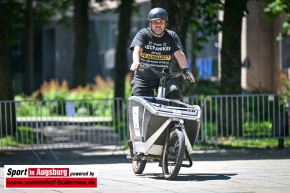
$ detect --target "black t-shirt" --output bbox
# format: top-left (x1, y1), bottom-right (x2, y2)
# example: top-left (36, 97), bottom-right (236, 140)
top-left (130, 28), bottom-right (184, 81)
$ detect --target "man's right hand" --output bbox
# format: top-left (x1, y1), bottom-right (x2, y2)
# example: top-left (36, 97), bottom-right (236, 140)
top-left (131, 46), bottom-right (142, 71)
top-left (130, 62), bottom-right (141, 71)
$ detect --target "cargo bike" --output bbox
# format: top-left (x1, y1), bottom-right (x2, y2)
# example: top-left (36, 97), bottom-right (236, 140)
top-left (127, 64), bottom-right (201, 180)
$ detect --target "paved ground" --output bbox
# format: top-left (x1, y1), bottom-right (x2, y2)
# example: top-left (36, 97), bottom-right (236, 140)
top-left (0, 146), bottom-right (290, 193)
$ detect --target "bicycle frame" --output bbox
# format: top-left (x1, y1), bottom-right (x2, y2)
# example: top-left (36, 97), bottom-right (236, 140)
top-left (128, 65), bottom-right (201, 180)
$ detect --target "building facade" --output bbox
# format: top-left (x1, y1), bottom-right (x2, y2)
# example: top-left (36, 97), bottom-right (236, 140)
top-left (241, 0), bottom-right (288, 92)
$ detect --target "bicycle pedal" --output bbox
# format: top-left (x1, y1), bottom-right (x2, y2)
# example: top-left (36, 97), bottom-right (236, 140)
top-left (126, 153), bottom-right (141, 161)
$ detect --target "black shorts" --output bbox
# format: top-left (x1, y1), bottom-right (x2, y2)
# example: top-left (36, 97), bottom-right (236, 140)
top-left (131, 75), bottom-right (182, 100)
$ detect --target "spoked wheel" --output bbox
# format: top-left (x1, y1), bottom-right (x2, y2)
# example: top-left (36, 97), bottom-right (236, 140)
top-left (162, 127), bottom-right (185, 180)
top-left (132, 159), bottom-right (147, 174)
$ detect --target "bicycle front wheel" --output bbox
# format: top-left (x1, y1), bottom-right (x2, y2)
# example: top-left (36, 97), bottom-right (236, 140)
top-left (162, 127), bottom-right (185, 180)
top-left (132, 160), bottom-right (147, 174)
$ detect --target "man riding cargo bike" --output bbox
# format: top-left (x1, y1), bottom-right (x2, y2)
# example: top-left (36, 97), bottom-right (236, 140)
top-left (127, 7), bottom-right (201, 180)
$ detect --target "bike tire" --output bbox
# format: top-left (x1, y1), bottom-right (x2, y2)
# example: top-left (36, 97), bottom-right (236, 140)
top-left (162, 127), bottom-right (185, 180)
top-left (132, 160), bottom-right (147, 174)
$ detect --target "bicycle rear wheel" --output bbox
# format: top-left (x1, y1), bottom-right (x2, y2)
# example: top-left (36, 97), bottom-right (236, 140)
top-left (162, 127), bottom-right (185, 180)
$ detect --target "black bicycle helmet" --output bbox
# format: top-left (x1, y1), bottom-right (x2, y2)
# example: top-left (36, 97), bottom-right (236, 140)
top-left (148, 7), bottom-right (168, 21)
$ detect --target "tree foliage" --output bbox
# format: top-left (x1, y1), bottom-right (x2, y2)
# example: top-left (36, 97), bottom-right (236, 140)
top-left (190, 0), bottom-right (223, 52)
top-left (263, 0), bottom-right (290, 39)
top-left (0, 0), bottom-right (72, 136)
top-left (1, 0), bottom-right (72, 46)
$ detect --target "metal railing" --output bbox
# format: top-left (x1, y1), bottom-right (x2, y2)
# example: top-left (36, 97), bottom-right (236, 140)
top-left (202, 94), bottom-right (289, 143)
top-left (0, 94), bottom-right (289, 152)
top-left (0, 98), bottom-right (126, 152)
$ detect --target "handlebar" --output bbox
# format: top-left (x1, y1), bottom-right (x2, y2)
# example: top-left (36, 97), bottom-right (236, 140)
top-left (139, 63), bottom-right (192, 81)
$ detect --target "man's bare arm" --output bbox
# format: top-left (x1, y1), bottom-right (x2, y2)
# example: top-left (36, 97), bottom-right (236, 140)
top-left (130, 46), bottom-right (143, 71)
top-left (174, 50), bottom-right (195, 82)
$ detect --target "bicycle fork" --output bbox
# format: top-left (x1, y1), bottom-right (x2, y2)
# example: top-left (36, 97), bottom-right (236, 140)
top-left (163, 119), bottom-right (192, 168)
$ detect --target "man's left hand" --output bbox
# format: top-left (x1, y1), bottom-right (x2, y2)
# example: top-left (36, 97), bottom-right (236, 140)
top-left (183, 71), bottom-right (195, 83)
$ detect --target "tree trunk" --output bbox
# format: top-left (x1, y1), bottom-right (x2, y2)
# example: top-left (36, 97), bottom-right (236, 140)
top-left (113, 0), bottom-right (134, 99)
top-left (73, 0), bottom-right (89, 87)
top-left (220, 0), bottom-right (248, 94)
top-left (0, 2), bottom-right (17, 136)
top-left (113, 0), bottom-right (134, 137)
top-left (25, 0), bottom-right (34, 95)
top-left (219, 0), bottom-right (248, 137)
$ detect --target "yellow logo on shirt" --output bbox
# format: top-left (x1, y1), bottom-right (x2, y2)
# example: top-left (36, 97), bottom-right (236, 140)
top-left (141, 53), bottom-right (171, 60)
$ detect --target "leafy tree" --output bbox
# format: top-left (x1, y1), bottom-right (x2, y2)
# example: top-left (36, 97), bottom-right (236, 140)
top-left (190, 0), bottom-right (222, 54)
top-left (263, 0), bottom-right (290, 40)
top-left (0, 0), bottom-right (72, 137)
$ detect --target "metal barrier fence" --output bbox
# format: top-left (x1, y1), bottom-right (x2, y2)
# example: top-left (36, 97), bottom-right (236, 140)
top-left (184, 94), bottom-right (289, 145)
top-left (202, 94), bottom-right (289, 143)
top-left (0, 98), bottom-right (127, 152)
top-left (0, 94), bottom-right (289, 153)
